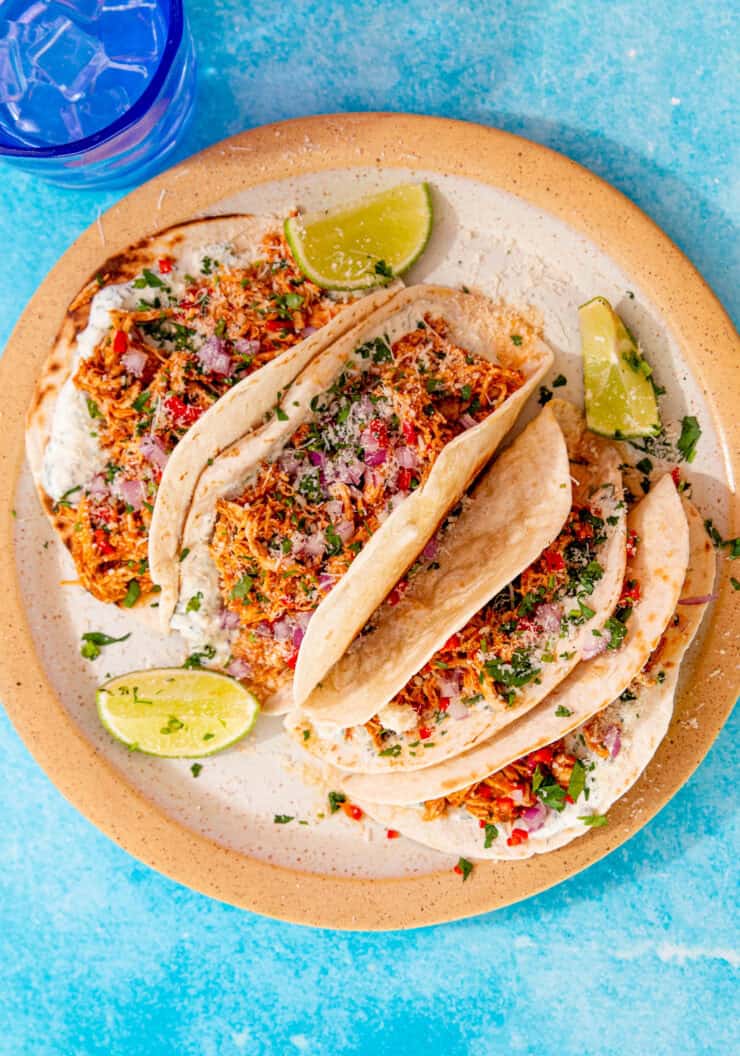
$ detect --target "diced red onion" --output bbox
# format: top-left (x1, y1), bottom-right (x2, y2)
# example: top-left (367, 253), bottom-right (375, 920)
top-left (345, 460), bottom-right (366, 486)
top-left (197, 335), bottom-right (232, 376)
top-left (121, 349), bottom-right (147, 377)
top-left (255, 621), bottom-right (273, 638)
top-left (139, 433), bottom-right (169, 470)
top-left (227, 658), bottom-right (252, 680)
top-left (295, 610), bottom-right (313, 630)
top-left (603, 724), bottom-right (622, 759)
top-left (510, 787), bottom-right (528, 806)
top-left (87, 474), bottom-right (109, 500)
top-left (308, 450), bottom-right (325, 468)
top-left (396, 446), bottom-right (418, 469)
top-left (299, 533), bottom-right (325, 559)
top-left (535, 602), bottom-right (563, 635)
top-left (114, 477), bottom-right (145, 511)
top-left (422, 538), bottom-right (438, 561)
top-left (324, 499), bottom-right (344, 522)
top-left (336, 519), bottom-right (354, 543)
top-left (272, 617), bottom-right (293, 643)
top-left (459, 413), bottom-right (478, 430)
top-left (678, 593), bottom-right (718, 606)
top-left (292, 626), bottom-right (305, 649)
top-left (581, 632), bottom-right (608, 660)
top-left (361, 428), bottom-right (378, 453)
top-left (447, 698), bottom-right (470, 720)
top-left (278, 451), bottom-right (300, 478)
top-left (300, 326), bottom-right (318, 338)
top-left (365, 448), bottom-right (387, 467)
top-left (233, 337), bottom-right (260, 357)
top-left (317, 572), bottom-right (336, 592)
top-left (522, 801), bottom-right (548, 832)
top-left (220, 608), bottom-right (240, 630)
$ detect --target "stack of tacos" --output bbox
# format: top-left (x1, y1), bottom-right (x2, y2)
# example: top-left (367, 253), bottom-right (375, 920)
top-left (281, 399), bottom-right (712, 859)
top-left (26, 219), bottom-right (716, 864)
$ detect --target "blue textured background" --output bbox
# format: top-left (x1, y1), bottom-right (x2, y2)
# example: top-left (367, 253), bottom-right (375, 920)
top-left (0, 2), bottom-right (737, 1053)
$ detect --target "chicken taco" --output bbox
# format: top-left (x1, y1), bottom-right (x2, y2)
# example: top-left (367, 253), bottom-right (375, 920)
top-left (26, 213), bottom-right (392, 620)
top-left (357, 491), bottom-right (708, 858)
top-left (168, 286), bottom-right (552, 711)
top-left (290, 404), bottom-right (627, 772)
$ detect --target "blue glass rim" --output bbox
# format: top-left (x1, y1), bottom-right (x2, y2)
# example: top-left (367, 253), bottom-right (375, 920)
top-left (0, 0), bottom-right (186, 159)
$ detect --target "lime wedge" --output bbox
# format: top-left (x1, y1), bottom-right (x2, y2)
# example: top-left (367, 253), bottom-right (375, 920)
top-left (579, 296), bottom-right (661, 438)
top-left (284, 183), bottom-right (433, 290)
top-left (97, 668), bottom-right (260, 758)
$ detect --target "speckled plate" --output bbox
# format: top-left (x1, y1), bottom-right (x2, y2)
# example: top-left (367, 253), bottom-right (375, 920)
top-left (1, 114), bottom-right (737, 930)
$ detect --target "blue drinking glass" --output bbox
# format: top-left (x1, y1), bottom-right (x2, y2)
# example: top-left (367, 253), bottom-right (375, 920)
top-left (0, 0), bottom-right (197, 188)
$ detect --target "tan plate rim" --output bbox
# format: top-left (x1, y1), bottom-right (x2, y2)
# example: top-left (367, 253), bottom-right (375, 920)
top-left (0, 113), bottom-right (738, 931)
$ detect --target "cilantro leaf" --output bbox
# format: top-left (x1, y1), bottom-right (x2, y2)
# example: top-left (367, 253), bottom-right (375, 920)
top-left (579, 814), bottom-right (608, 827)
top-left (677, 415), bottom-right (701, 463)
top-left (456, 857), bottom-right (473, 881)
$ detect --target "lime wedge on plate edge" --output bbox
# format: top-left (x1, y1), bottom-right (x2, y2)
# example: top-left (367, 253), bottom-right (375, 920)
top-left (97, 668), bottom-right (260, 758)
top-left (578, 296), bottom-right (661, 439)
top-left (285, 182), bottom-right (433, 290)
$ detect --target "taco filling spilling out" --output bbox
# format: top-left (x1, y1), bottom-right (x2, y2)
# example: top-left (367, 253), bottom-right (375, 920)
top-left (44, 232), bottom-right (349, 607)
top-left (209, 316), bottom-right (525, 694)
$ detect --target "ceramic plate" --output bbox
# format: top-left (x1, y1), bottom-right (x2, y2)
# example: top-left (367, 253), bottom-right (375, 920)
top-left (1, 115), bottom-right (737, 929)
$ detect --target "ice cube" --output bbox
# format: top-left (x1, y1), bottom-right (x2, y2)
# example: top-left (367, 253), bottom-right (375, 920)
top-left (4, 80), bottom-right (71, 145)
top-left (27, 13), bottom-right (109, 102)
top-left (54, 0), bottom-right (106, 20)
top-left (98, 2), bottom-right (162, 63)
top-left (0, 25), bottom-right (27, 104)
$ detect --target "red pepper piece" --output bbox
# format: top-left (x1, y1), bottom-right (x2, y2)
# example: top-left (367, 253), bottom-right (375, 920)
top-left (443, 634), bottom-right (460, 651)
top-left (671, 466), bottom-right (681, 487)
top-left (401, 420), bottom-right (418, 445)
top-left (528, 747), bottom-right (554, 767)
top-left (369, 418), bottom-right (389, 447)
top-left (507, 828), bottom-right (529, 847)
top-left (418, 726), bottom-right (433, 740)
top-left (542, 548), bottom-right (566, 572)
top-left (565, 794), bottom-right (575, 805)
top-left (93, 529), bottom-right (115, 557)
top-left (626, 529), bottom-right (639, 559)
top-left (342, 802), bottom-right (363, 821)
top-left (165, 394), bottom-right (203, 428)
top-left (265, 319), bottom-right (288, 332)
top-left (113, 330), bottom-right (128, 355)
top-left (476, 785), bottom-right (494, 801)
top-left (438, 699), bottom-right (449, 711)
top-left (387, 580), bottom-right (408, 606)
top-left (286, 649), bottom-right (298, 671)
top-left (620, 579), bottom-right (641, 603)
top-left (396, 467), bottom-right (412, 492)
top-left (386, 829), bottom-right (400, 839)
top-left (158, 256), bottom-right (173, 274)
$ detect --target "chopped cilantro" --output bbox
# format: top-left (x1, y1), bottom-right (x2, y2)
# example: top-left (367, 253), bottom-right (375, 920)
top-left (275, 403), bottom-right (289, 421)
top-left (328, 791), bottom-right (346, 814)
top-left (483, 823), bottom-right (498, 848)
top-left (160, 716), bottom-right (184, 735)
top-left (456, 857), bottom-right (473, 881)
top-left (86, 397), bottom-right (102, 419)
top-left (80, 630), bottom-right (131, 661)
top-left (190, 763), bottom-right (203, 778)
top-left (552, 373), bottom-right (567, 387)
top-left (374, 259), bottom-right (393, 278)
top-left (635, 457), bottom-right (653, 475)
top-left (53, 484), bottom-right (82, 510)
top-left (567, 759), bottom-right (586, 802)
top-left (186, 592), bottom-right (203, 613)
top-left (731, 577), bottom-right (740, 591)
top-left (538, 386), bottom-right (552, 405)
top-left (179, 547), bottom-right (190, 562)
top-left (273, 814), bottom-right (294, 824)
top-left (510, 334), bottom-right (523, 346)
top-left (604, 613), bottom-right (629, 649)
top-left (122, 580), bottom-right (141, 608)
top-left (214, 318), bottom-right (227, 338)
top-left (183, 645), bottom-right (216, 669)
top-left (231, 574), bottom-right (254, 600)
top-left (555, 704), bottom-right (572, 717)
top-left (133, 268), bottom-right (165, 289)
top-left (324, 523), bottom-right (344, 557)
top-left (579, 814), bottom-right (608, 827)
top-left (378, 744), bottom-right (402, 757)
top-left (677, 415), bottom-right (701, 463)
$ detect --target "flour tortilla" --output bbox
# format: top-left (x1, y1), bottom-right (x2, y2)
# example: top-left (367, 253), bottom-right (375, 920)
top-left (361, 493), bottom-right (709, 859)
top-left (171, 285), bottom-right (552, 712)
top-left (349, 476), bottom-right (693, 818)
top-left (289, 425), bottom-right (625, 772)
top-left (25, 213), bottom-right (393, 625)
top-left (296, 406), bottom-right (572, 727)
